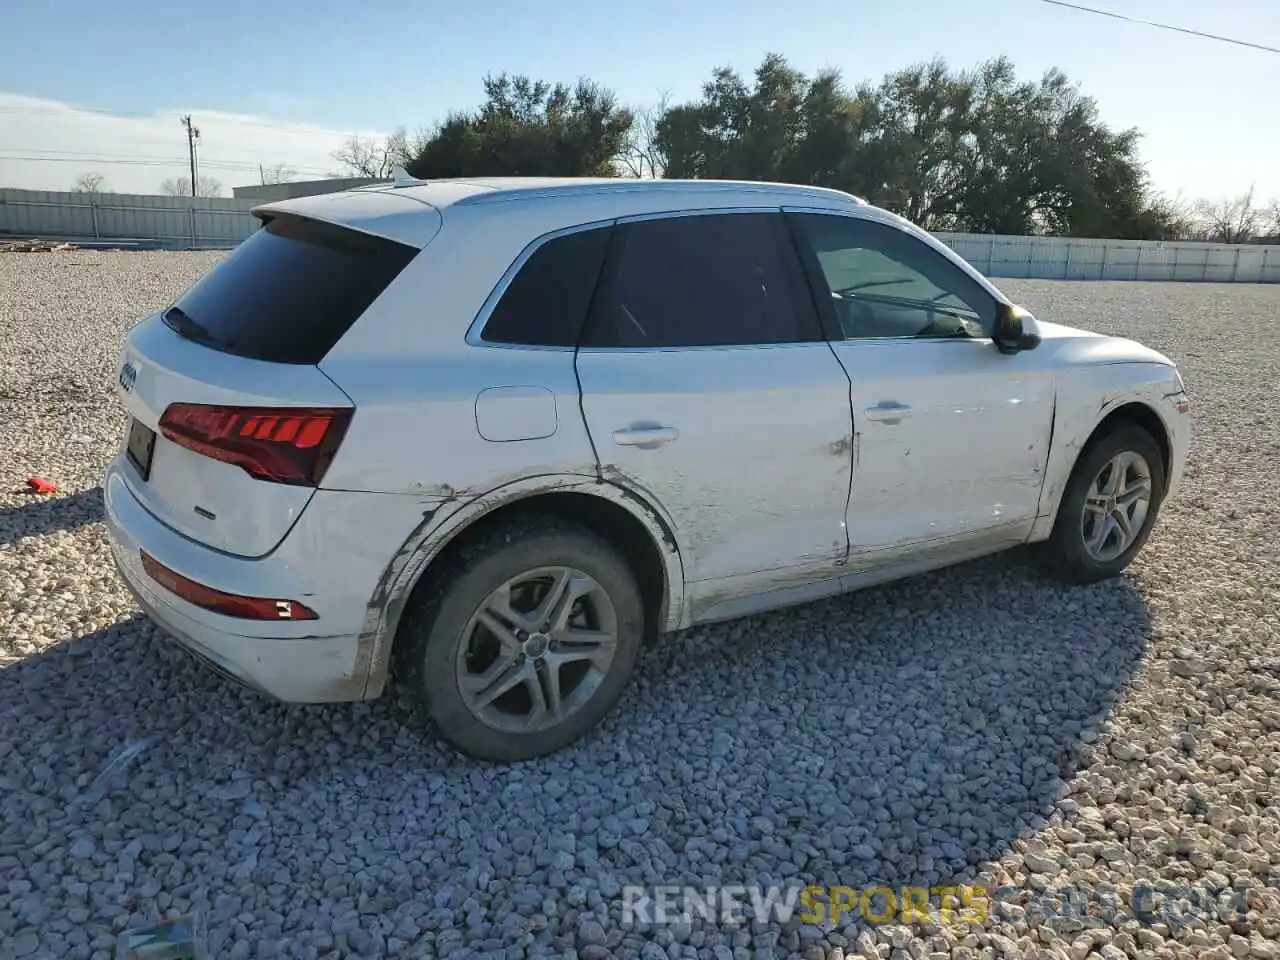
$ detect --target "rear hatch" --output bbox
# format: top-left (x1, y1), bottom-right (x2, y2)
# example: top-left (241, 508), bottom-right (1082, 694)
top-left (114, 209), bottom-right (421, 558)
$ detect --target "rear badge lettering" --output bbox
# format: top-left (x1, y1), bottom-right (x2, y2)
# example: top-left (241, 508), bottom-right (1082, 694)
top-left (118, 361), bottom-right (137, 393)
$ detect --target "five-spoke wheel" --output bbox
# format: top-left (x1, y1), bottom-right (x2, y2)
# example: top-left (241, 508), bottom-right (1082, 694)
top-left (457, 567), bottom-right (619, 734)
top-left (398, 518), bottom-right (645, 761)
top-left (1080, 450), bottom-right (1154, 563)
top-left (1042, 425), bottom-right (1166, 584)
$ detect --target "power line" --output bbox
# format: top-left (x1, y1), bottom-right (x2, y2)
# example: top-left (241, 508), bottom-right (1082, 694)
top-left (0, 103), bottom-right (357, 135)
top-left (0, 150), bottom-right (333, 175)
top-left (1039, 0), bottom-right (1280, 55)
top-left (0, 153), bottom-right (333, 176)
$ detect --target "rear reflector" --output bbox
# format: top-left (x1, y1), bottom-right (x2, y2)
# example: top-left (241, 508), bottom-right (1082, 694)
top-left (158, 404), bottom-right (351, 486)
top-left (140, 551), bottom-right (318, 621)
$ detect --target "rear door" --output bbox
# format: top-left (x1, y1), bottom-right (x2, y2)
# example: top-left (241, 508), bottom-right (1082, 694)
top-left (575, 210), bottom-right (854, 593)
top-left (786, 210), bottom-right (1054, 559)
top-left (114, 212), bottom-right (419, 557)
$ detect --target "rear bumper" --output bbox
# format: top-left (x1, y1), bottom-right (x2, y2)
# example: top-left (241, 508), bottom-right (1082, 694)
top-left (103, 459), bottom-right (441, 702)
top-left (112, 557), bottom-right (365, 702)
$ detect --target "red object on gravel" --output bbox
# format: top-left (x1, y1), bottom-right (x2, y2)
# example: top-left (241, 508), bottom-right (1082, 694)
top-left (26, 476), bottom-right (58, 494)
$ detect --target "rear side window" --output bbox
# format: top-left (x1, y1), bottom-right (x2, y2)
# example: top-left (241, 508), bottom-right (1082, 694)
top-left (481, 226), bottom-right (612, 346)
top-left (581, 212), bottom-right (820, 348)
top-left (165, 214), bottom-right (417, 364)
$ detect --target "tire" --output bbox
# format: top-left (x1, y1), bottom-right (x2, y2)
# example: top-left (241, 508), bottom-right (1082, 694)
top-left (1039, 425), bottom-right (1166, 585)
top-left (398, 516), bottom-right (645, 761)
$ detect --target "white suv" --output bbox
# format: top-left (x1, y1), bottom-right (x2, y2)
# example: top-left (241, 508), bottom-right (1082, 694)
top-left (105, 177), bottom-right (1191, 760)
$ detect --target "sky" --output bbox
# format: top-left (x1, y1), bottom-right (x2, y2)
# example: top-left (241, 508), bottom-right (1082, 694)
top-left (1, 0), bottom-right (1276, 201)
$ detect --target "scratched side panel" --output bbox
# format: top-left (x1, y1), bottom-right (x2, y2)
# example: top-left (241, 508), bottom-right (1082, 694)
top-left (577, 343), bottom-right (854, 585)
top-left (832, 337), bottom-right (1056, 553)
top-left (1029, 360), bottom-right (1188, 541)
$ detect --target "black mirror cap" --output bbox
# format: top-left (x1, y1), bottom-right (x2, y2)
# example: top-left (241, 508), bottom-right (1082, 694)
top-left (994, 303), bottom-right (1042, 354)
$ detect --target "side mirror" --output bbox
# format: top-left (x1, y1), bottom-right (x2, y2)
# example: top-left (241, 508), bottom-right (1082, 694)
top-left (993, 303), bottom-right (1042, 354)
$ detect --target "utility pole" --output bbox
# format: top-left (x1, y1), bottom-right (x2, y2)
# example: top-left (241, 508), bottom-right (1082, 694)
top-left (180, 115), bottom-right (200, 197)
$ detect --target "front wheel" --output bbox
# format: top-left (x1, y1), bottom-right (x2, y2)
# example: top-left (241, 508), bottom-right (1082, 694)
top-left (398, 518), bottom-right (645, 761)
top-left (1040, 425), bottom-right (1166, 585)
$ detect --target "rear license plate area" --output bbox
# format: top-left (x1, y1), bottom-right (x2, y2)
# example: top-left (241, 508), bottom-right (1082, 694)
top-left (126, 418), bottom-right (156, 481)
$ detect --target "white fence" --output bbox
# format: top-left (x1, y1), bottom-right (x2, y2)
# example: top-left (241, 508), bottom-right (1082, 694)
top-left (936, 232), bottom-right (1280, 284)
top-left (4, 186), bottom-right (1280, 281)
top-left (0, 188), bottom-right (256, 249)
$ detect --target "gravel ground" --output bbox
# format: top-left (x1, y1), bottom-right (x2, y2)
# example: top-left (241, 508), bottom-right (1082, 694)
top-left (0, 252), bottom-right (1278, 960)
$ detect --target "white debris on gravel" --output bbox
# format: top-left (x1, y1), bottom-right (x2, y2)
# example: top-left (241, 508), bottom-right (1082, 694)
top-left (0, 252), bottom-right (1277, 960)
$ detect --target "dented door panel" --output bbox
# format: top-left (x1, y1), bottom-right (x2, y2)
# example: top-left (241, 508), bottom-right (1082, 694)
top-left (576, 343), bottom-right (854, 585)
top-left (832, 337), bottom-right (1056, 554)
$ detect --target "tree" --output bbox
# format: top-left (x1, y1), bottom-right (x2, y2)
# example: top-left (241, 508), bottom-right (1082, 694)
top-left (160, 176), bottom-right (224, 198)
top-left (1266, 200), bottom-right (1280, 239)
top-left (657, 55), bottom-right (821, 183)
top-left (656, 54), bottom-right (1177, 240)
top-left (332, 130), bottom-right (410, 179)
top-left (1196, 189), bottom-right (1261, 244)
top-left (258, 163), bottom-right (297, 185)
top-left (406, 74), bottom-right (633, 179)
top-left (72, 172), bottom-right (106, 194)
top-left (619, 93), bottom-right (670, 179)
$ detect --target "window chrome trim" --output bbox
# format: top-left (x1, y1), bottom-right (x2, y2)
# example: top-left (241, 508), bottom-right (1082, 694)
top-left (464, 206), bottom-right (783, 349)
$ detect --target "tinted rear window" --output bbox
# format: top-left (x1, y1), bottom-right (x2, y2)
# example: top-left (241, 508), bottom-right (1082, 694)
top-left (481, 226), bottom-right (612, 346)
top-left (166, 214), bottom-right (418, 364)
top-left (581, 212), bottom-right (819, 348)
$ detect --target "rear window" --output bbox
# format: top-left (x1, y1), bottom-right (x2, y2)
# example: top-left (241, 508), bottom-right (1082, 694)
top-left (165, 214), bottom-right (418, 364)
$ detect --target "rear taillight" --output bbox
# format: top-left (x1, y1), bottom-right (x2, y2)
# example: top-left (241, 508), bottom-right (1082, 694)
top-left (141, 551), bottom-right (318, 620)
top-left (158, 404), bottom-right (351, 486)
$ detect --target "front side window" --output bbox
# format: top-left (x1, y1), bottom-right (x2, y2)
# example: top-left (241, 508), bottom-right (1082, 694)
top-left (789, 213), bottom-right (998, 341)
top-left (581, 212), bottom-right (819, 348)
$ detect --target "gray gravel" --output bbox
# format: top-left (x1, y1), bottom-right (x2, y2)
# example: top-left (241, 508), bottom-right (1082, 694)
top-left (1, 253), bottom-right (1278, 960)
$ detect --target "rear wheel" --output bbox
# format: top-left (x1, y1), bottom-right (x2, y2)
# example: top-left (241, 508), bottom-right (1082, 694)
top-left (1040, 425), bottom-right (1166, 584)
top-left (399, 518), bottom-right (645, 761)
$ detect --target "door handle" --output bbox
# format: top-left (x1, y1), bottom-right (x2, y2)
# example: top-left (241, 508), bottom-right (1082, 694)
top-left (864, 402), bottom-right (913, 424)
top-left (612, 426), bottom-right (679, 448)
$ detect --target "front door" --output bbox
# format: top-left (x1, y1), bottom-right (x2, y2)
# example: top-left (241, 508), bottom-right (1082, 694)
top-left (575, 211), bottom-right (855, 592)
top-left (786, 210), bottom-right (1055, 560)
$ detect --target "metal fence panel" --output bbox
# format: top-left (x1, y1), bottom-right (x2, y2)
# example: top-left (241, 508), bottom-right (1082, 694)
top-left (936, 230), bottom-right (1280, 283)
top-left (5, 188), bottom-right (1280, 278)
top-left (0, 187), bottom-right (256, 249)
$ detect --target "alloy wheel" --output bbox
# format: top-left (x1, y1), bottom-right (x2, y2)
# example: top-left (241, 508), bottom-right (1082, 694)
top-left (1080, 450), bottom-right (1153, 563)
top-left (455, 566), bottom-right (619, 733)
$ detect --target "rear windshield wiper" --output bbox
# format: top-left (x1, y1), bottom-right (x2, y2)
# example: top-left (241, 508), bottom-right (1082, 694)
top-left (163, 306), bottom-right (235, 351)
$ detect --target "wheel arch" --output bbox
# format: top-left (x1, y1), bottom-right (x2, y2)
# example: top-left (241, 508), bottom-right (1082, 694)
top-left (357, 476), bottom-right (687, 698)
top-left (1079, 401), bottom-right (1173, 486)
top-left (1032, 390), bottom-right (1176, 543)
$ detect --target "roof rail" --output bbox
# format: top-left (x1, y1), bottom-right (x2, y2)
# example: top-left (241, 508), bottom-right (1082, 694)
top-left (453, 178), bottom-right (863, 207)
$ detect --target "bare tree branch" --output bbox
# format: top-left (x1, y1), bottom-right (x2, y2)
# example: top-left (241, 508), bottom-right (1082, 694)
top-left (331, 129), bottom-right (410, 179)
top-left (160, 176), bottom-right (224, 198)
top-left (258, 163), bottom-right (297, 185)
top-left (618, 92), bottom-right (670, 179)
top-left (72, 172), bottom-right (106, 194)
top-left (1195, 188), bottom-right (1259, 244)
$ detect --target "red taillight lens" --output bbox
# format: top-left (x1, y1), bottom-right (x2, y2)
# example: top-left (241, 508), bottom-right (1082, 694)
top-left (140, 551), bottom-right (318, 621)
top-left (158, 404), bottom-right (351, 486)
